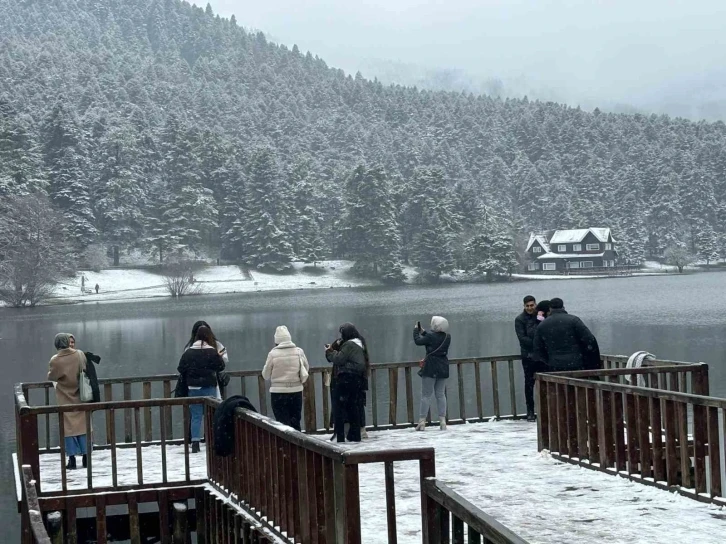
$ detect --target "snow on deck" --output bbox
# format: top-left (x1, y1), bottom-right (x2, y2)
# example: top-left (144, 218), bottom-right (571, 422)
top-left (336, 422), bottom-right (726, 544)
top-left (34, 423), bottom-right (726, 543)
top-left (38, 443), bottom-right (208, 492)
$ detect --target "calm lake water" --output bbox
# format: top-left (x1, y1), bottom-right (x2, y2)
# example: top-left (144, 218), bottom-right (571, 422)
top-left (2, 271), bottom-right (725, 538)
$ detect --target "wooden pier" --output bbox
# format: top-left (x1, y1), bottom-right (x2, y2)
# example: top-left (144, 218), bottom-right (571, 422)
top-left (13, 354), bottom-right (723, 543)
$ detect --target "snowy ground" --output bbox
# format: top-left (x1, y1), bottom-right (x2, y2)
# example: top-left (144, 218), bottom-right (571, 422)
top-left (333, 422), bottom-right (726, 544)
top-left (38, 443), bottom-right (208, 492)
top-left (49, 261), bottom-right (379, 305)
top-left (34, 422), bottom-right (726, 543)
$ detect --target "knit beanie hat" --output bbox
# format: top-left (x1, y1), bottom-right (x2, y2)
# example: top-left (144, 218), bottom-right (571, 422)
top-left (274, 325), bottom-right (292, 344)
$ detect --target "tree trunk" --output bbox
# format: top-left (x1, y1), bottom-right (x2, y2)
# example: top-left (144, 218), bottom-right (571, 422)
top-left (113, 246), bottom-right (119, 266)
top-left (678, 265), bottom-right (684, 273)
top-left (159, 243), bottom-right (163, 264)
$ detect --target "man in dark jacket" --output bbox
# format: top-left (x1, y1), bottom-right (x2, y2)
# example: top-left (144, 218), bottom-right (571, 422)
top-left (533, 298), bottom-right (598, 372)
top-left (514, 295), bottom-right (543, 421)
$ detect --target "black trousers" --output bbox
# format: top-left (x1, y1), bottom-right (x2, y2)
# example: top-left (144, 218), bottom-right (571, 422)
top-left (271, 392), bottom-right (303, 431)
top-left (522, 358), bottom-right (546, 413)
top-left (333, 375), bottom-right (364, 442)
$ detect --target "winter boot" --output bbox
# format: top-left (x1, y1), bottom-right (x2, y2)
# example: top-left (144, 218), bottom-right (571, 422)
top-left (439, 417), bottom-right (447, 431)
top-left (66, 456), bottom-right (76, 470)
top-left (192, 441), bottom-right (201, 454)
top-left (526, 410), bottom-right (537, 422)
top-left (82, 454), bottom-right (88, 468)
top-left (415, 418), bottom-right (426, 431)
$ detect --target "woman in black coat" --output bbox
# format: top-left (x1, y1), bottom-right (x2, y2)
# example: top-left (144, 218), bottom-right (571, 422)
top-left (325, 323), bottom-right (368, 442)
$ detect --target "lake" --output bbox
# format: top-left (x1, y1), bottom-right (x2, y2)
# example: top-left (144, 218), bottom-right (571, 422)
top-left (2, 271), bottom-right (725, 539)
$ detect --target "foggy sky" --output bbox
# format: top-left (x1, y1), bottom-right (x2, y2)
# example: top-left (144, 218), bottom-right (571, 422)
top-left (208, 0), bottom-right (726, 118)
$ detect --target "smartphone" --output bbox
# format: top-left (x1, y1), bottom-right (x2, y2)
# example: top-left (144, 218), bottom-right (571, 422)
top-left (325, 343), bottom-right (331, 350)
top-left (416, 321), bottom-right (421, 330)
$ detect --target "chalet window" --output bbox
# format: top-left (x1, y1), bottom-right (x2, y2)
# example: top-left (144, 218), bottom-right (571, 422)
top-left (528, 263), bottom-right (538, 271)
top-left (569, 262), bottom-right (580, 269)
top-left (532, 246), bottom-right (542, 253)
top-left (573, 244), bottom-right (582, 251)
top-left (605, 243), bottom-right (612, 250)
top-left (610, 260), bottom-right (616, 267)
top-left (543, 263), bottom-right (556, 271)
top-left (558, 245), bottom-right (566, 252)
top-left (602, 261), bottom-right (609, 267)
top-left (586, 243), bottom-right (600, 251)
top-left (580, 261), bottom-right (594, 268)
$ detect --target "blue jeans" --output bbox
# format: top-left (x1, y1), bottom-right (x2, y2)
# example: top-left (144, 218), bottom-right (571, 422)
top-left (188, 386), bottom-right (217, 442)
top-left (65, 434), bottom-right (87, 456)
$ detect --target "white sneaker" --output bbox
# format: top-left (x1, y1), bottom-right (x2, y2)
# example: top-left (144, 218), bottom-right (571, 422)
top-left (440, 417), bottom-right (447, 431)
top-left (415, 418), bottom-right (426, 431)
top-left (361, 428), bottom-right (369, 439)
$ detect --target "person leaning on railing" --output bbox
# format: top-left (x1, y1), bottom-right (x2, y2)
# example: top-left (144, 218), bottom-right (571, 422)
top-left (47, 333), bottom-right (89, 470)
top-left (414, 316), bottom-right (451, 431)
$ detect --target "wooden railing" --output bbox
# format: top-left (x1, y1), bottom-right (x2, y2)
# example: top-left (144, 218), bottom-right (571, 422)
top-left (15, 384), bottom-right (207, 496)
top-left (20, 466), bottom-right (51, 544)
top-left (204, 397), bottom-right (437, 544)
top-left (421, 479), bottom-right (529, 544)
top-left (536, 362), bottom-right (726, 505)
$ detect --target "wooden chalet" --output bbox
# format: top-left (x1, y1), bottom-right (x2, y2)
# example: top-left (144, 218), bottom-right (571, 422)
top-left (525, 228), bottom-right (618, 273)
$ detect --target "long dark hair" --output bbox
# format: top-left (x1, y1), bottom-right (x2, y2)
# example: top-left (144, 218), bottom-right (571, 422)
top-left (339, 322), bottom-right (370, 368)
top-left (185, 320), bottom-right (212, 350)
top-left (194, 325), bottom-right (218, 350)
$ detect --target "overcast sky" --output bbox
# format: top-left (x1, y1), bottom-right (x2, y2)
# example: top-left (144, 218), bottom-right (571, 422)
top-left (208, 0), bottom-right (726, 115)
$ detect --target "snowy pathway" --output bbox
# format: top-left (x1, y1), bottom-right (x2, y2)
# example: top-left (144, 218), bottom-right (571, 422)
top-left (340, 422), bottom-right (726, 544)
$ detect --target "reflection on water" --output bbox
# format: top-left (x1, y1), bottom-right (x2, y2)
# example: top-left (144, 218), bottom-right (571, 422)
top-left (1, 271), bottom-right (726, 536)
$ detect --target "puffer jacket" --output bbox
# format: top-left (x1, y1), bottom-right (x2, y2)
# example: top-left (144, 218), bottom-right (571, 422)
top-left (532, 309), bottom-right (598, 371)
top-left (262, 341), bottom-right (310, 393)
top-left (177, 341), bottom-right (225, 388)
top-left (414, 329), bottom-right (451, 379)
top-left (326, 339), bottom-right (367, 377)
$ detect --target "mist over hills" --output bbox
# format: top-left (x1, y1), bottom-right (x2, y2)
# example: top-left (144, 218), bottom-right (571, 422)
top-left (0, 0), bottom-right (724, 281)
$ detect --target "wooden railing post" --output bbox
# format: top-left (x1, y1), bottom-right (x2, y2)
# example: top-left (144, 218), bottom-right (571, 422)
top-left (18, 410), bottom-right (40, 493)
top-left (692, 364), bottom-right (709, 396)
top-left (535, 378), bottom-right (548, 451)
top-left (420, 457), bottom-right (437, 544)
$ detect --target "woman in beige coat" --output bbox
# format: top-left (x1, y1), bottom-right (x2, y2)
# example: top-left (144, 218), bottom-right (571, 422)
top-left (48, 333), bottom-right (89, 470)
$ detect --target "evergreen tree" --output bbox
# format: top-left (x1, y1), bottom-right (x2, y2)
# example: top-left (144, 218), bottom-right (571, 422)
top-left (0, 99), bottom-right (45, 195)
top-left (288, 158), bottom-right (327, 265)
top-left (411, 203), bottom-right (455, 281)
top-left (463, 217), bottom-right (518, 281)
top-left (341, 164), bottom-right (405, 282)
top-left (243, 148), bottom-right (294, 271)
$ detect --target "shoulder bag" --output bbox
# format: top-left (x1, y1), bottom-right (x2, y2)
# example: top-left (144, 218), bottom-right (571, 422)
top-left (78, 352), bottom-right (94, 402)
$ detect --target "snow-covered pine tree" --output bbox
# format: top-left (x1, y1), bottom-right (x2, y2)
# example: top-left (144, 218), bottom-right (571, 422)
top-left (464, 215), bottom-right (518, 281)
top-left (94, 122), bottom-right (146, 265)
top-left (646, 171), bottom-right (684, 258)
top-left (341, 164), bottom-right (405, 282)
top-left (412, 203), bottom-right (455, 282)
top-left (288, 156), bottom-right (327, 265)
top-left (243, 147), bottom-right (294, 271)
top-left (42, 102), bottom-right (98, 248)
top-left (0, 98), bottom-right (46, 196)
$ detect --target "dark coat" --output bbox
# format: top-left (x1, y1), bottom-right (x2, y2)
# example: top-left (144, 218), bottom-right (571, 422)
top-left (414, 328), bottom-right (451, 379)
top-left (177, 348), bottom-right (225, 388)
top-left (533, 309), bottom-right (598, 371)
top-left (84, 351), bottom-right (101, 403)
top-left (514, 312), bottom-right (539, 360)
top-left (325, 340), bottom-right (367, 378)
top-left (213, 395), bottom-right (257, 457)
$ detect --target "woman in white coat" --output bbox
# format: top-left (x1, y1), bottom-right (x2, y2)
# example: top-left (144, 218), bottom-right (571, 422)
top-left (262, 326), bottom-right (309, 431)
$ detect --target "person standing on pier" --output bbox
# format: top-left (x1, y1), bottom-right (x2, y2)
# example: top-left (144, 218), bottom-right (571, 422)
top-left (515, 295), bottom-right (545, 422)
top-left (47, 333), bottom-right (89, 470)
top-left (262, 326), bottom-right (310, 431)
top-left (177, 326), bottom-right (225, 453)
top-left (533, 298), bottom-right (598, 372)
top-left (326, 323), bottom-right (369, 442)
top-left (184, 321), bottom-right (229, 398)
top-left (414, 316), bottom-right (451, 431)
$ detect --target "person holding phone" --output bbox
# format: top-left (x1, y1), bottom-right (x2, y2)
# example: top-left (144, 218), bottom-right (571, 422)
top-left (325, 323), bottom-right (369, 442)
top-left (414, 316), bottom-right (451, 431)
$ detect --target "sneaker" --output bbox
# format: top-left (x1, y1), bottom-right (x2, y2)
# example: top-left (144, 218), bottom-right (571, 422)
top-left (415, 418), bottom-right (426, 431)
top-left (66, 456), bottom-right (76, 470)
top-left (440, 417), bottom-right (447, 431)
top-left (361, 428), bottom-right (369, 439)
top-left (82, 454), bottom-right (87, 468)
top-left (191, 441), bottom-right (200, 454)
top-left (526, 411), bottom-right (537, 422)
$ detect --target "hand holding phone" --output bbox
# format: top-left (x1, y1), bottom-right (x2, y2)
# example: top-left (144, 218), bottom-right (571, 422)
top-left (325, 343), bottom-right (331, 350)
top-left (416, 321), bottom-right (422, 330)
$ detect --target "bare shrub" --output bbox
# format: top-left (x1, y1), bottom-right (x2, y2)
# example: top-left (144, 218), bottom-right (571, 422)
top-left (162, 260), bottom-right (203, 297)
